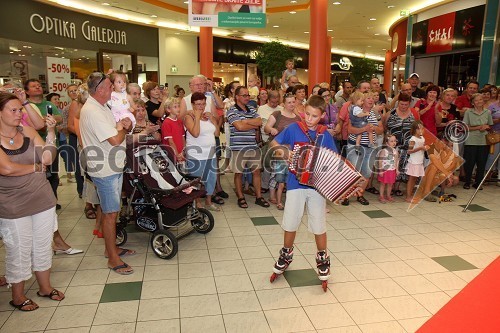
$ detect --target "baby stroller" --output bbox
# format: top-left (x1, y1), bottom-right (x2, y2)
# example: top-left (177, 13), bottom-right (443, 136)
top-left (117, 141), bottom-right (215, 259)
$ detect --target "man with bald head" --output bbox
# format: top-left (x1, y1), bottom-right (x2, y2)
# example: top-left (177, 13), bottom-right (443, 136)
top-left (389, 83), bottom-right (419, 109)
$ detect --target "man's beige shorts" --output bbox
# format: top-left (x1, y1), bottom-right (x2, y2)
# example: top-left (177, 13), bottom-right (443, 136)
top-left (230, 148), bottom-right (262, 174)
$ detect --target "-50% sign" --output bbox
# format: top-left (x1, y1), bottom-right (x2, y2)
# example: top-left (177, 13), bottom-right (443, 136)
top-left (49, 63), bottom-right (70, 73)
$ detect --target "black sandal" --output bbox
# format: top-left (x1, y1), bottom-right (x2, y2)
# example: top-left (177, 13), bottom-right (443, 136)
top-left (255, 197), bottom-right (270, 207)
top-left (237, 197), bottom-right (248, 209)
top-left (212, 196), bottom-right (225, 205)
top-left (357, 196), bottom-right (370, 205)
top-left (365, 187), bottom-right (380, 195)
top-left (392, 189), bottom-right (404, 196)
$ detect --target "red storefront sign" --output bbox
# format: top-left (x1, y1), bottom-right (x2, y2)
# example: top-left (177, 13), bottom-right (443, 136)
top-left (426, 12), bottom-right (455, 53)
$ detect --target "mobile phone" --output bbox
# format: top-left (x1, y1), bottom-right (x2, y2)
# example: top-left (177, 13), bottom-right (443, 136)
top-left (7, 88), bottom-right (15, 94)
top-left (46, 105), bottom-right (53, 115)
top-left (159, 85), bottom-right (165, 91)
top-left (165, 83), bottom-right (168, 87)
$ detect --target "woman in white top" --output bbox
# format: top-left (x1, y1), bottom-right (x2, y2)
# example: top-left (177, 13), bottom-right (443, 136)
top-left (184, 92), bottom-right (221, 211)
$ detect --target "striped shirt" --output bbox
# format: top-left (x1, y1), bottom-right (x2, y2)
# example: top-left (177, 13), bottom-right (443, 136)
top-left (227, 104), bottom-right (260, 151)
top-left (347, 110), bottom-right (379, 146)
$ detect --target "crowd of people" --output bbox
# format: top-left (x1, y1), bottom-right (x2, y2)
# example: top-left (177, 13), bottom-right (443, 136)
top-left (0, 61), bottom-right (498, 310)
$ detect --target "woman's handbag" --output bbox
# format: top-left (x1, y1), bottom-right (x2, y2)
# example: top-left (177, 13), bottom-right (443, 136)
top-left (485, 131), bottom-right (500, 145)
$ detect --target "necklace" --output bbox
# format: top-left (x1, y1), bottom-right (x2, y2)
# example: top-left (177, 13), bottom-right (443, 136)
top-left (0, 130), bottom-right (18, 145)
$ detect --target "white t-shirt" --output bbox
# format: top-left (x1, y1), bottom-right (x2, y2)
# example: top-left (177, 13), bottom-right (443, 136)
top-left (258, 104), bottom-right (283, 141)
top-left (80, 96), bottom-right (126, 178)
top-left (408, 135), bottom-right (425, 165)
top-left (185, 117), bottom-right (216, 161)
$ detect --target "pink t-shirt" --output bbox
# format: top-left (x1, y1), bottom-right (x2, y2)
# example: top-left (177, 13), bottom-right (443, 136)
top-left (338, 101), bottom-right (351, 140)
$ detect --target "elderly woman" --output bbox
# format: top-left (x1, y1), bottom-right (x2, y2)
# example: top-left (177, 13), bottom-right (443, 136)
top-left (184, 92), bottom-right (222, 211)
top-left (0, 92), bottom-right (65, 311)
top-left (130, 99), bottom-right (161, 143)
top-left (463, 93), bottom-right (494, 189)
top-left (344, 91), bottom-right (384, 205)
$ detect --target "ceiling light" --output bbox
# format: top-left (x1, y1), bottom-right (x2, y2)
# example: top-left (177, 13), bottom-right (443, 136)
top-left (174, 32), bottom-right (180, 35)
top-left (328, 29), bottom-right (333, 32)
top-left (289, 11), bottom-right (296, 14)
top-left (290, 0), bottom-right (297, 3)
top-left (374, 33), bottom-right (380, 36)
top-left (367, 46), bottom-right (372, 47)
top-left (102, 2), bottom-right (110, 5)
top-left (304, 31), bottom-right (309, 34)
top-left (183, 1), bottom-right (188, 3)
top-left (55, 53), bottom-right (59, 56)
top-left (151, 15), bottom-right (157, 18)
top-left (369, 18), bottom-right (376, 21)
top-left (333, 2), bottom-right (341, 4)
top-left (9, 51), bottom-right (13, 54)
top-left (387, 5), bottom-right (395, 8)
top-left (273, 25), bottom-right (279, 28)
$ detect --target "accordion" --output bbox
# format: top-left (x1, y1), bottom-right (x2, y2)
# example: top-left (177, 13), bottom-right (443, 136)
top-left (289, 143), bottom-right (366, 203)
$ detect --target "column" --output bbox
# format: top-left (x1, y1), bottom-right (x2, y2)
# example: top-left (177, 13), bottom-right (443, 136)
top-left (383, 50), bottom-right (392, 94)
top-left (325, 36), bottom-right (332, 86)
top-left (404, 15), bottom-right (413, 80)
top-left (478, 0), bottom-right (499, 85)
top-left (309, 0), bottom-right (328, 86)
top-left (199, 27), bottom-right (213, 79)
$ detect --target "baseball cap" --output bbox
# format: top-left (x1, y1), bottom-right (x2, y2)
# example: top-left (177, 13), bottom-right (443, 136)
top-left (409, 73), bottom-right (419, 79)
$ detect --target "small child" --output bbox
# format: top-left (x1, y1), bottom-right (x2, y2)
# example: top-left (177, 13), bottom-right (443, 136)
top-left (349, 91), bottom-right (374, 148)
top-left (161, 97), bottom-right (186, 164)
top-left (377, 134), bottom-right (399, 203)
top-left (281, 59), bottom-right (297, 90)
top-left (271, 159), bottom-right (288, 210)
top-left (405, 120), bottom-right (429, 203)
top-left (270, 95), bottom-right (337, 284)
top-left (109, 71), bottom-right (136, 131)
top-left (247, 74), bottom-right (259, 108)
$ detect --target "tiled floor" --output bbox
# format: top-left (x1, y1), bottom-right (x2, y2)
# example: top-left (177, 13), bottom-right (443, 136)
top-left (0, 174), bottom-right (499, 333)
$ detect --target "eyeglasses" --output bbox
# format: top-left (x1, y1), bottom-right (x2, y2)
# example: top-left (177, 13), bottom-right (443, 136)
top-left (238, 94), bottom-right (250, 98)
top-left (193, 102), bottom-right (206, 107)
top-left (322, 94), bottom-right (331, 99)
top-left (92, 72), bottom-right (107, 90)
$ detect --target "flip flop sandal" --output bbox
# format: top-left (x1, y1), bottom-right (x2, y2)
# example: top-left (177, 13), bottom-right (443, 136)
top-left (37, 289), bottom-right (65, 301)
top-left (277, 203), bottom-right (284, 210)
top-left (109, 263), bottom-right (134, 275)
top-left (268, 198), bottom-right (278, 204)
top-left (105, 248), bottom-right (136, 258)
top-left (237, 197), bottom-right (248, 209)
top-left (366, 187), bottom-right (380, 195)
top-left (212, 196), bottom-right (225, 205)
top-left (255, 197), bottom-right (270, 207)
top-left (84, 207), bottom-right (96, 219)
top-left (9, 299), bottom-right (38, 311)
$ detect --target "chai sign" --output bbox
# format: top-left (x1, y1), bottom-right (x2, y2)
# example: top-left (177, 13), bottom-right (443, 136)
top-left (426, 12), bottom-right (455, 54)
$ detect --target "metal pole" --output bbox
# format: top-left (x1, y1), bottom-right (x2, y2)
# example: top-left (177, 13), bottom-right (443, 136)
top-left (462, 151), bottom-right (500, 212)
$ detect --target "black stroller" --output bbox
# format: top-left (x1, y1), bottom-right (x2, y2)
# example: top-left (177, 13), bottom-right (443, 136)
top-left (116, 141), bottom-right (215, 259)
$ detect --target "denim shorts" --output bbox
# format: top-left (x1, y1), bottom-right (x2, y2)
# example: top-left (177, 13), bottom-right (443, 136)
top-left (92, 173), bottom-right (123, 213)
top-left (346, 144), bottom-right (375, 179)
top-left (186, 158), bottom-right (217, 195)
top-left (273, 160), bottom-right (288, 183)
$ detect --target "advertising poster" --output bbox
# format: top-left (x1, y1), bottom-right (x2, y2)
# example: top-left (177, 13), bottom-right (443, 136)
top-left (189, 0), bottom-right (266, 28)
top-left (46, 57), bottom-right (71, 109)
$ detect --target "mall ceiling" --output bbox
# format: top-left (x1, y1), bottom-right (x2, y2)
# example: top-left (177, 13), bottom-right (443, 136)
top-left (42, 0), bottom-right (450, 61)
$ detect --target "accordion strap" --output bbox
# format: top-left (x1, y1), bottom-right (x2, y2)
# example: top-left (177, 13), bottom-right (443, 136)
top-left (297, 121), bottom-right (327, 145)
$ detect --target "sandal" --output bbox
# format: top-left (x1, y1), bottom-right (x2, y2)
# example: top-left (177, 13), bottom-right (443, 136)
top-left (341, 198), bottom-right (350, 206)
top-left (237, 197), bottom-right (248, 209)
top-left (392, 189), bottom-right (404, 196)
top-left (206, 204), bottom-right (221, 212)
top-left (212, 196), bottom-right (225, 205)
top-left (366, 187), bottom-right (380, 195)
top-left (109, 263), bottom-right (134, 275)
top-left (386, 196), bottom-right (395, 202)
top-left (84, 207), bottom-right (96, 219)
top-left (277, 203), bottom-right (284, 210)
top-left (255, 197), bottom-right (270, 208)
top-left (242, 188), bottom-right (256, 196)
top-left (268, 198), bottom-right (278, 204)
top-left (37, 289), bottom-right (65, 301)
top-left (216, 190), bottom-right (229, 199)
top-left (357, 196), bottom-right (370, 205)
top-left (105, 248), bottom-right (136, 258)
top-left (378, 196), bottom-right (387, 204)
top-left (9, 299), bottom-right (38, 311)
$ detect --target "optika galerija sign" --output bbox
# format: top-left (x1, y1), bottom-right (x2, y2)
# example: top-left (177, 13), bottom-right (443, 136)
top-left (30, 14), bottom-right (127, 45)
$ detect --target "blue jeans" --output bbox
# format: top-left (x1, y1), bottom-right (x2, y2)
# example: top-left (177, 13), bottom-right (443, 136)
top-left (92, 173), bottom-right (123, 213)
top-left (186, 158), bottom-right (217, 195)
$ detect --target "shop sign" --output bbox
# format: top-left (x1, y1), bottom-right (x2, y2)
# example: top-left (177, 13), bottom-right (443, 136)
top-left (411, 5), bottom-right (484, 56)
top-left (189, 0), bottom-right (266, 28)
top-left (0, 0), bottom-right (159, 57)
top-left (30, 14), bottom-right (127, 45)
top-left (46, 57), bottom-right (71, 108)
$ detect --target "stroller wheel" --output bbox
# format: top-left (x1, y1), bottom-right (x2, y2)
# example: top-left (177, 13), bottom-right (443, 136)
top-left (151, 230), bottom-right (178, 259)
top-left (192, 208), bottom-right (215, 234)
top-left (116, 227), bottom-right (128, 246)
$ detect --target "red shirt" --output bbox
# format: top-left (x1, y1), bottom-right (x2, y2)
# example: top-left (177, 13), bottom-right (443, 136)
top-left (338, 101), bottom-right (351, 140)
top-left (161, 117), bottom-right (185, 154)
top-left (454, 94), bottom-right (472, 117)
top-left (415, 100), bottom-right (438, 136)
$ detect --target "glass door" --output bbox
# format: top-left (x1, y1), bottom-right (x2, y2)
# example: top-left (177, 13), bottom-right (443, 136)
top-left (97, 50), bottom-right (138, 83)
